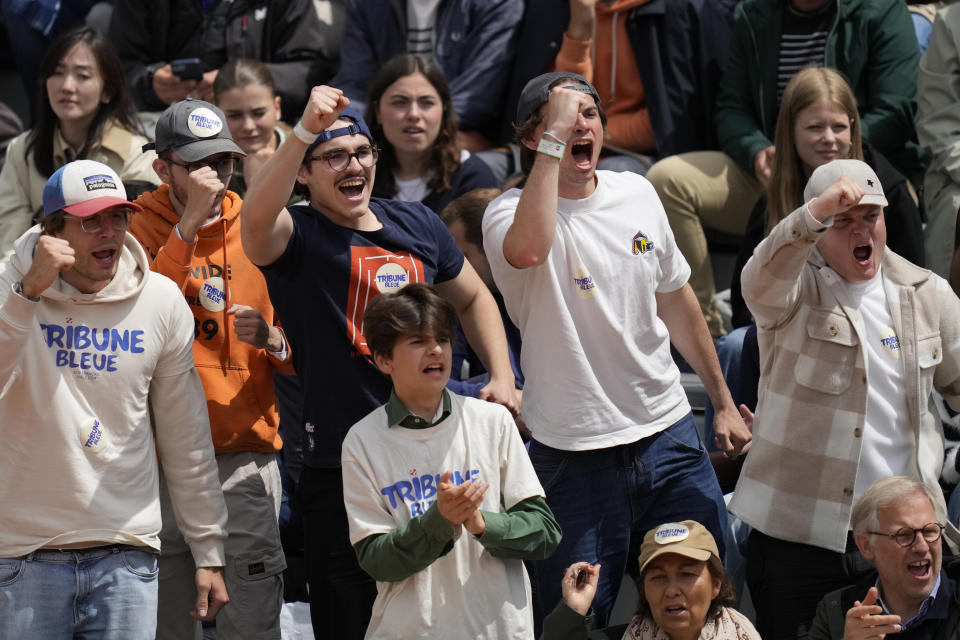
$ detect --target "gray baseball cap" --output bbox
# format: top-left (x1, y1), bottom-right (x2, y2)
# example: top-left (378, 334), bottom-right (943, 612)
top-left (143, 98), bottom-right (245, 162)
top-left (803, 159), bottom-right (888, 207)
top-left (515, 72), bottom-right (601, 125)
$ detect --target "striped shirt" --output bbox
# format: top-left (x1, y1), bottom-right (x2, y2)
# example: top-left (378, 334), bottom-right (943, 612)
top-left (777, 3), bottom-right (836, 101)
top-left (407, 0), bottom-right (442, 59)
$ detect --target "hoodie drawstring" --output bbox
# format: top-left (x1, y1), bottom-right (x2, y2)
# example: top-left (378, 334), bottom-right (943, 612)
top-left (220, 217), bottom-right (231, 369)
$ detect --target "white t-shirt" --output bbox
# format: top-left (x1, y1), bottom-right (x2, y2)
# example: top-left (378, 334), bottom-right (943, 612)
top-left (482, 170), bottom-right (692, 450)
top-left (839, 269), bottom-right (912, 500)
top-left (342, 394), bottom-right (544, 639)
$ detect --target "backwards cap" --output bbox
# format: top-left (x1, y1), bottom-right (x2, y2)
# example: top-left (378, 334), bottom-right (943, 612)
top-left (305, 105), bottom-right (374, 155)
top-left (515, 71), bottom-right (601, 125)
top-left (42, 159), bottom-right (143, 217)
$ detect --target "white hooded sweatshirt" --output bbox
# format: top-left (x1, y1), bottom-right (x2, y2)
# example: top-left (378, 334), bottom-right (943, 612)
top-left (0, 226), bottom-right (227, 567)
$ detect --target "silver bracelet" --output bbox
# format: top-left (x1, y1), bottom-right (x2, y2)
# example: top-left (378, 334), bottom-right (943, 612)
top-left (541, 131), bottom-right (567, 145)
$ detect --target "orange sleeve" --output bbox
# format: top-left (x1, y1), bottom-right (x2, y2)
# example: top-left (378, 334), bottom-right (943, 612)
top-left (149, 227), bottom-right (197, 292)
top-left (553, 33), bottom-right (594, 81)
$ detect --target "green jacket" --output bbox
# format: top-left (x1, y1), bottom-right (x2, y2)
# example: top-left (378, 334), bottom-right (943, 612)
top-left (715, 0), bottom-right (926, 182)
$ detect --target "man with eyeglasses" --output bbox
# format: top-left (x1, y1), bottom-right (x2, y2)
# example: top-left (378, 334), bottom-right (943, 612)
top-left (733, 159), bottom-right (960, 640)
top-left (128, 98), bottom-right (293, 639)
top-left (241, 85), bottom-right (519, 638)
top-left (810, 476), bottom-right (959, 640)
top-left (0, 159), bottom-right (229, 638)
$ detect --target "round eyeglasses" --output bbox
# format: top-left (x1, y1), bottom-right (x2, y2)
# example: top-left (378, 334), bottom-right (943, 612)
top-left (867, 523), bottom-right (944, 547)
top-left (166, 157), bottom-right (236, 178)
top-left (64, 209), bottom-right (134, 234)
top-left (308, 146), bottom-right (379, 172)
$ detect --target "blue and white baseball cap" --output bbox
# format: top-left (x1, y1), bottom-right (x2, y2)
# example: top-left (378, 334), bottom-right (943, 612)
top-left (42, 159), bottom-right (143, 218)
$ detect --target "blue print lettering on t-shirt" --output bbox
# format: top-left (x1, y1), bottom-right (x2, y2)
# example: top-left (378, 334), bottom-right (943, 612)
top-left (40, 324), bottom-right (145, 372)
top-left (380, 469), bottom-right (481, 516)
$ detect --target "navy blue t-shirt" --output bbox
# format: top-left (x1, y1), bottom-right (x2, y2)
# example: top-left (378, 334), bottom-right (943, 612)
top-left (260, 198), bottom-right (465, 467)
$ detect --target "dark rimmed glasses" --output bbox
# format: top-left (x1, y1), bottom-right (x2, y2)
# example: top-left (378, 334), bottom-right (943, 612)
top-left (308, 146), bottom-right (379, 172)
top-left (64, 209), bottom-right (134, 234)
top-left (868, 523), bottom-right (944, 547)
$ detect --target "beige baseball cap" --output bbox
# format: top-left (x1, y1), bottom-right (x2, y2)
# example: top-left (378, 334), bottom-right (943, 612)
top-left (803, 159), bottom-right (888, 207)
top-left (638, 521), bottom-right (720, 573)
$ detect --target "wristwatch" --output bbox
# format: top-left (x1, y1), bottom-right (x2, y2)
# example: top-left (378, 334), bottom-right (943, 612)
top-left (14, 280), bottom-right (40, 302)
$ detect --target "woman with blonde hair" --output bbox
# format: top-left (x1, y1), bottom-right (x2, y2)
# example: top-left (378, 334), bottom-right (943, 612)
top-left (730, 66), bottom-right (923, 328)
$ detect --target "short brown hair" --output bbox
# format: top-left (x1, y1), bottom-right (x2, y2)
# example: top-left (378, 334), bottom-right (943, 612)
top-left (363, 283), bottom-right (458, 358)
top-left (439, 188), bottom-right (501, 248)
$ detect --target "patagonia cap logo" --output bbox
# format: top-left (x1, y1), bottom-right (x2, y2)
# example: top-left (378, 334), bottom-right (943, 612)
top-left (187, 107), bottom-right (223, 138)
top-left (83, 174), bottom-right (117, 192)
top-left (654, 523), bottom-right (690, 545)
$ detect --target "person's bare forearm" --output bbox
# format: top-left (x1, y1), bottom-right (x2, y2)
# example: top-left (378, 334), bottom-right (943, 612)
top-left (503, 153), bottom-right (561, 268)
top-left (656, 285), bottom-right (733, 411)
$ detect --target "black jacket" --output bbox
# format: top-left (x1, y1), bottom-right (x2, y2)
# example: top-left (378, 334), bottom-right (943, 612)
top-left (497, 0), bottom-right (736, 154)
top-left (108, 0), bottom-right (337, 121)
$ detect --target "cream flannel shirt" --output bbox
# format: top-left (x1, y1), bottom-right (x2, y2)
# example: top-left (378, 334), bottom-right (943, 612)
top-left (730, 204), bottom-right (960, 552)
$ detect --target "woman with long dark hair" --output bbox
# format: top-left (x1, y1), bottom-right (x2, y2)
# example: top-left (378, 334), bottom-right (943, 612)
top-left (365, 54), bottom-right (497, 214)
top-left (0, 26), bottom-right (158, 252)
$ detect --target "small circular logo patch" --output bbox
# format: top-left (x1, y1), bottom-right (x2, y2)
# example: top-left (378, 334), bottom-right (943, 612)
top-left (199, 276), bottom-right (227, 312)
top-left (80, 417), bottom-right (107, 453)
top-left (186, 107), bottom-right (223, 138)
top-left (654, 523), bottom-right (690, 545)
top-left (374, 263), bottom-right (409, 293)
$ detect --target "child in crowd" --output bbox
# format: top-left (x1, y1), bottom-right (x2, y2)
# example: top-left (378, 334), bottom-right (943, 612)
top-left (341, 283), bottom-right (560, 639)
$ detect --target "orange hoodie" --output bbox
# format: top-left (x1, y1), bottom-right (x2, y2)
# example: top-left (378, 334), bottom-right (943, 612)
top-left (554, 0), bottom-right (654, 153)
top-left (129, 184), bottom-right (292, 453)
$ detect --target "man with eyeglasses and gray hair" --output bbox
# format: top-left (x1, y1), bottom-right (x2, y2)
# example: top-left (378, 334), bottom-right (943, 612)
top-left (810, 476), bottom-right (959, 640)
top-left (0, 159), bottom-right (229, 638)
top-left (240, 85), bottom-right (520, 638)
top-left (127, 98), bottom-right (295, 639)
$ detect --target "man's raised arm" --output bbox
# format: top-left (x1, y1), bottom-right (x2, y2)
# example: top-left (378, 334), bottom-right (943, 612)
top-left (242, 86), bottom-right (350, 266)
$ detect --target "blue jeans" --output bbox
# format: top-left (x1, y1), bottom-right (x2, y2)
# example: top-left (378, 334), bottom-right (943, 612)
top-left (0, 545), bottom-right (159, 639)
top-left (526, 413), bottom-right (728, 631)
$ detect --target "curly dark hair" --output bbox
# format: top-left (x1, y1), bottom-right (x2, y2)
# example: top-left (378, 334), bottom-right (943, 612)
top-left (364, 54), bottom-right (460, 199)
top-left (635, 555), bottom-right (737, 623)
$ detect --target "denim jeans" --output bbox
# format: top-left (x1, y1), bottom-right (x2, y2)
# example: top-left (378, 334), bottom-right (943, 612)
top-left (0, 545), bottom-right (159, 639)
top-left (526, 413), bottom-right (728, 632)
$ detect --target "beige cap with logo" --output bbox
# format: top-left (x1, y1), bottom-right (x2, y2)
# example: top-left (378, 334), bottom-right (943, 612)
top-left (803, 158), bottom-right (888, 207)
top-left (638, 520), bottom-right (720, 573)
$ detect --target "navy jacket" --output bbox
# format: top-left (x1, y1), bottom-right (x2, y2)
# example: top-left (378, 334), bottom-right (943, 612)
top-left (332, 0), bottom-right (523, 131)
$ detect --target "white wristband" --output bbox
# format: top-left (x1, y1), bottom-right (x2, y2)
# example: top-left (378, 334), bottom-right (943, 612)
top-left (292, 120), bottom-right (319, 144)
top-left (537, 138), bottom-right (566, 160)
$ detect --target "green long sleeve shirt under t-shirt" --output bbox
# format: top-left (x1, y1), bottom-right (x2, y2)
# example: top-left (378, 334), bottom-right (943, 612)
top-left (352, 390), bottom-right (561, 583)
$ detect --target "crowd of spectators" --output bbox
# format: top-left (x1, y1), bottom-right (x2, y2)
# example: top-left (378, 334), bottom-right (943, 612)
top-left (2, 1), bottom-right (960, 640)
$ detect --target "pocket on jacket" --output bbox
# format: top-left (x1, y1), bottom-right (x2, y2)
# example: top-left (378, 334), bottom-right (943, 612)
top-left (795, 309), bottom-right (858, 395)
